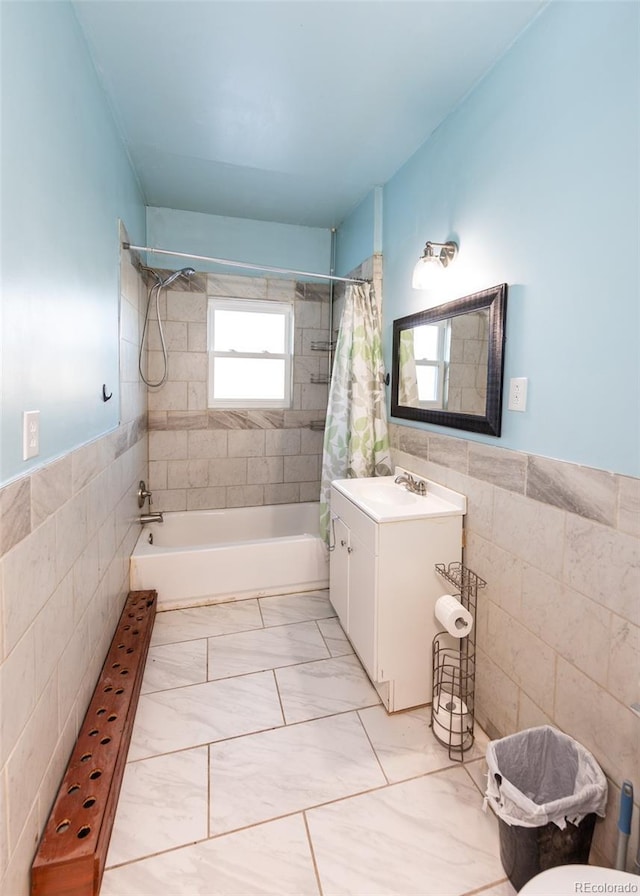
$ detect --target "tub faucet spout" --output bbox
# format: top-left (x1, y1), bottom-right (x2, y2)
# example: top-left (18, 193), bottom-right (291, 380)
top-left (140, 511), bottom-right (163, 524)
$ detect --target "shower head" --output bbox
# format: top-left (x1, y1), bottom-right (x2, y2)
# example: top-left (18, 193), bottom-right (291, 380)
top-left (160, 267), bottom-right (196, 288)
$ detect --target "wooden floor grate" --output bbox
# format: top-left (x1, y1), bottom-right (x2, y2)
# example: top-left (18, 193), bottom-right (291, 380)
top-left (31, 590), bottom-right (157, 896)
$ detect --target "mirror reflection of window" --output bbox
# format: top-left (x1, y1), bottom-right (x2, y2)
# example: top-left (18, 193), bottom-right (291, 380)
top-left (400, 322), bottom-right (449, 409)
top-left (413, 322), bottom-right (443, 360)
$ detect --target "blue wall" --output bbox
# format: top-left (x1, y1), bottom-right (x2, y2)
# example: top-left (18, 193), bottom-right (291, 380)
top-left (0, 2), bottom-right (146, 485)
top-left (335, 189), bottom-right (377, 277)
top-left (340, 1), bottom-right (639, 477)
top-left (146, 207), bottom-right (331, 279)
top-left (2, 1), bottom-right (637, 483)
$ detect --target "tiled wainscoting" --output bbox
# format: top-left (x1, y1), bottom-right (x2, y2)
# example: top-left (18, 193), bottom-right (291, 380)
top-left (0, 239), bottom-right (148, 896)
top-left (389, 422), bottom-right (640, 870)
top-left (146, 273), bottom-right (331, 511)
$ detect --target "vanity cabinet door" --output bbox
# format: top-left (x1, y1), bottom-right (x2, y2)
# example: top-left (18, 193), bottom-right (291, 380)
top-left (346, 528), bottom-right (377, 678)
top-left (329, 514), bottom-right (349, 628)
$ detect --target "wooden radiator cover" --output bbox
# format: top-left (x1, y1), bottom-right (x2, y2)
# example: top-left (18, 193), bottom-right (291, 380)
top-left (31, 590), bottom-right (157, 896)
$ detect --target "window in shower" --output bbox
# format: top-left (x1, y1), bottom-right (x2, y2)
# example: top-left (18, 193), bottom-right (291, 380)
top-left (207, 298), bottom-right (294, 408)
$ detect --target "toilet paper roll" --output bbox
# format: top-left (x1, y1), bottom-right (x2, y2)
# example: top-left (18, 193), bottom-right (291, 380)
top-left (432, 691), bottom-right (470, 747)
top-left (435, 594), bottom-right (473, 638)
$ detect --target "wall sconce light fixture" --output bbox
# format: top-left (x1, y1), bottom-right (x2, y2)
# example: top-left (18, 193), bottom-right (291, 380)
top-left (412, 240), bottom-right (458, 289)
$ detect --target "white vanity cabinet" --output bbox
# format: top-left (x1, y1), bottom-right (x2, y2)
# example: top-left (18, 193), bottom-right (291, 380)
top-left (329, 474), bottom-right (465, 712)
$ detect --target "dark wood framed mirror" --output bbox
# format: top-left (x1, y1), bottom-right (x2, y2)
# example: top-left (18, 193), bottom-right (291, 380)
top-left (391, 283), bottom-right (508, 436)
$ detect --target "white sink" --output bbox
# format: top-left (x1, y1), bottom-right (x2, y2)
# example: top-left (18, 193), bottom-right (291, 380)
top-left (338, 477), bottom-right (420, 506)
top-left (331, 469), bottom-right (466, 523)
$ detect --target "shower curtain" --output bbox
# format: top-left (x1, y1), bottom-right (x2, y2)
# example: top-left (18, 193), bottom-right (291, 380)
top-left (398, 329), bottom-right (420, 406)
top-left (319, 282), bottom-right (392, 542)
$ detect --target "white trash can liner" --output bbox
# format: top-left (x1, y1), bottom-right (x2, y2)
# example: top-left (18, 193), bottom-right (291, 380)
top-left (485, 725), bottom-right (608, 830)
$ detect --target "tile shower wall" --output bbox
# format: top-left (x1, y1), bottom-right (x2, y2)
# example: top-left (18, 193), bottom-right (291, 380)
top-left (0, 240), bottom-right (148, 896)
top-left (146, 273), bottom-right (331, 510)
top-left (447, 311), bottom-right (489, 416)
top-left (389, 423), bottom-right (640, 870)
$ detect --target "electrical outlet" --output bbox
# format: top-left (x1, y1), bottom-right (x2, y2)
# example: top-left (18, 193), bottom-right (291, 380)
top-left (508, 378), bottom-right (528, 412)
top-left (23, 410), bottom-right (40, 460)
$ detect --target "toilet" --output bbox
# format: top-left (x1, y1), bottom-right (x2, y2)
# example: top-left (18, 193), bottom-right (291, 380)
top-left (519, 863), bottom-right (639, 894)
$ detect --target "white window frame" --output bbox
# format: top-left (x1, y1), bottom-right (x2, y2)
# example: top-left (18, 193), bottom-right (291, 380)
top-left (207, 297), bottom-right (294, 409)
top-left (414, 321), bottom-right (448, 409)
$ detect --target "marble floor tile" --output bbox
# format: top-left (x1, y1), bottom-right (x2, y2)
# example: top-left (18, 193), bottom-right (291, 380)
top-left (358, 706), bottom-right (490, 783)
top-left (357, 705), bottom-right (456, 782)
top-left (106, 747), bottom-right (208, 867)
top-left (276, 654), bottom-right (380, 724)
top-left (259, 590), bottom-right (335, 627)
top-left (209, 712), bottom-right (386, 835)
top-left (102, 590), bottom-right (510, 893)
top-left (464, 724), bottom-right (490, 760)
top-left (207, 621), bottom-right (329, 680)
top-left (464, 756), bottom-right (490, 796)
top-left (151, 599), bottom-right (263, 647)
top-left (481, 882), bottom-right (517, 896)
top-left (101, 815), bottom-right (320, 896)
top-left (141, 638), bottom-right (207, 694)
top-left (306, 766), bottom-right (504, 896)
top-left (128, 671), bottom-right (284, 761)
top-left (316, 616), bottom-right (353, 656)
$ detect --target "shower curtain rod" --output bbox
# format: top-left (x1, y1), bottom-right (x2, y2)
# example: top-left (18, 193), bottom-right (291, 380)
top-left (122, 243), bottom-right (367, 284)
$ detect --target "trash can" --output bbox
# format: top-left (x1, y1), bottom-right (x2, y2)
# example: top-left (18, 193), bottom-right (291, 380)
top-left (484, 726), bottom-right (608, 891)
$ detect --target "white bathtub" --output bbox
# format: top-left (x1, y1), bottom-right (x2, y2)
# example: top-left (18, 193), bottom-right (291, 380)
top-left (129, 502), bottom-right (329, 611)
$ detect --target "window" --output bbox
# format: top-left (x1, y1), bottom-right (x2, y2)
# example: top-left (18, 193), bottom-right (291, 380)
top-left (207, 298), bottom-right (294, 408)
top-left (413, 321), bottom-right (449, 408)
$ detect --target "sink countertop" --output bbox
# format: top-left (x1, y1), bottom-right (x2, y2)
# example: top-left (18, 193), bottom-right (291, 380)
top-left (331, 470), bottom-right (466, 523)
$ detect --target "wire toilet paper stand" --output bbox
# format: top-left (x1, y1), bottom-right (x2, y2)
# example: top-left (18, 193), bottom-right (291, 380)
top-left (432, 562), bottom-right (486, 760)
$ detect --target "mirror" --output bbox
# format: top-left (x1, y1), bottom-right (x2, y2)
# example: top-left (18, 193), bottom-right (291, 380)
top-left (391, 283), bottom-right (508, 436)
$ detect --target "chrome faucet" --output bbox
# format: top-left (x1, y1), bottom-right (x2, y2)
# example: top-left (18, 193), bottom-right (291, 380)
top-left (394, 472), bottom-right (427, 496)
top-left (137, 479), bottom-right (163, 523)
top-left (139, 511), bottom-right (163, 524)
top-left (138, 480), bottom-right (152, 508)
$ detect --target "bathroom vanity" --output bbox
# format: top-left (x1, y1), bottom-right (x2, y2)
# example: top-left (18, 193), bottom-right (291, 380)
top-left (329, 469), bottom-right (466, 712)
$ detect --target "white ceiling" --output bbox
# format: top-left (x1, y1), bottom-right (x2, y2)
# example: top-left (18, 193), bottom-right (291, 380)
top-left (73, 1), bottom-right (547, 228)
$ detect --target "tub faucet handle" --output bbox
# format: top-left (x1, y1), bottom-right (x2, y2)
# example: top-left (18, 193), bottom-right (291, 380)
top-left (138, 480), bottom-right (152, 508)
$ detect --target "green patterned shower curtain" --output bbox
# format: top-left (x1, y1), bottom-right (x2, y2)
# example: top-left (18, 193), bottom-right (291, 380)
top-left (319, 282), bottom-right (392, 542)
top-left (398, 329), bottom-right (420, 406)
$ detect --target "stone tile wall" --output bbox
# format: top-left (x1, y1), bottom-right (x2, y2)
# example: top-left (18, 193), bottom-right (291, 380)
top-left (146, 273), bottom-right (331, 510)
top-left (389, 422), bottom-right (640, 870)
top-left (447, 310), bottom-right (489, 416)
top-left (0, 238), bottom-right (148, 896)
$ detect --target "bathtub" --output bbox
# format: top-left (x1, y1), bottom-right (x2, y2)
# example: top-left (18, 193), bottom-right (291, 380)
top-left (129, 502), bottom-right (329, 611)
